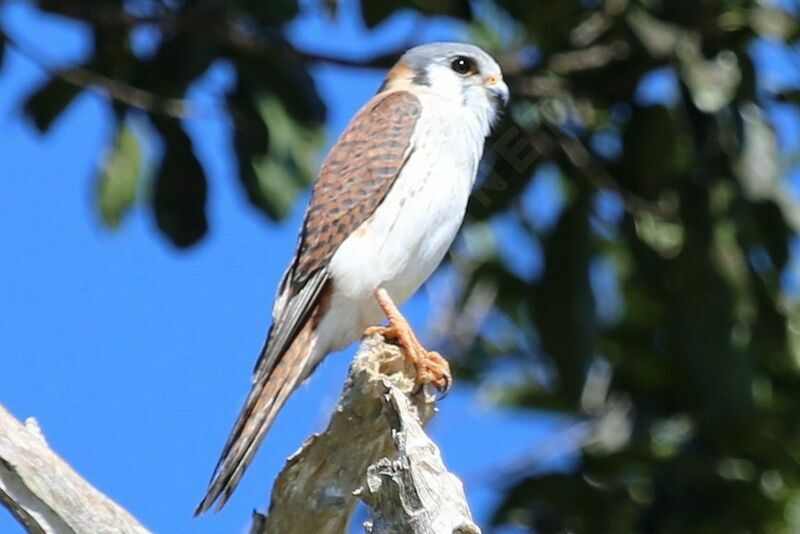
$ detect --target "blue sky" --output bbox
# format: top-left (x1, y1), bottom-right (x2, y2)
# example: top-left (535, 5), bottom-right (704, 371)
top-left (4, 3), bottom-right (800, 533)
top-left (0, 3), bottom-right (564, 533)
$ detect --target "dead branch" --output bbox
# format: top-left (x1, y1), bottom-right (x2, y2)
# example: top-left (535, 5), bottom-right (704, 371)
top-left (252, 334), bottom-right (478, 534)
top-left (0, 406), bottom-right (150, 534)
top-left (358, 386), bottom-right (480, 534)
top-left (0, 335), bottom-right (477, 533)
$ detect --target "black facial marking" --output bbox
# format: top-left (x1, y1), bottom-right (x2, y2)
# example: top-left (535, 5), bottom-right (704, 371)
top-left (412, 67), bottom-right (431, 87)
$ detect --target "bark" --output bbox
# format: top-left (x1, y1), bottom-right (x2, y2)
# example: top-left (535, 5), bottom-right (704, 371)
top-left (253, 334), bottom-right (479, 534)
top-left (0, 406), bottom-right (150, 534)
top-left (358, 386), bottom-right (480, 534)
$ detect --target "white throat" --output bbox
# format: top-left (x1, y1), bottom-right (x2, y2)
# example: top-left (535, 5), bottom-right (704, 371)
top-left (422, 66), bottom-right (498, 141)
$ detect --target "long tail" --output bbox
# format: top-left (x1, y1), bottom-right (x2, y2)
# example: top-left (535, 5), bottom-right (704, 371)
top-left (195, 321), bottom-right (318, 514)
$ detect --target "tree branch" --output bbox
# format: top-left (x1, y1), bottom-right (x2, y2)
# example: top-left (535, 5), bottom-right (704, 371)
top-left (0, 406), bottom-right (150, 533)
top-left (358, 386), bottom-right (480, 534)
top-left (0, 20), bottom-right (397, 120)
top-left (0, 335), bottom-right (476, 533)
top-left (1, 29), bottom-right (195, 119)
top-left (252, 334), bottom-right (478, 533)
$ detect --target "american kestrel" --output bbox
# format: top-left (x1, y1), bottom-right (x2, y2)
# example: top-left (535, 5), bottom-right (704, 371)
top-left (196, 42), bottom-right (509, 514)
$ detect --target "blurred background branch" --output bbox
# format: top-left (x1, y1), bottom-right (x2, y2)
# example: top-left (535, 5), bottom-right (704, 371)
top-left (0, 406), bottom-right (151, 533)
top-left (2, 29), bottom-right (194, 118)
top-left (4, 0), bottom-right (800, 531)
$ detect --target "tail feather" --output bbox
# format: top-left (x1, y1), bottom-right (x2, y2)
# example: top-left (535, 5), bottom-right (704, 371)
top-left (195, 322), bottom-right (317, 515)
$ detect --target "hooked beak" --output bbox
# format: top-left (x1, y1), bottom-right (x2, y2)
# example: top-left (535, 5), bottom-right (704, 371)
top-left (485, 75), bottom-right (510, 106)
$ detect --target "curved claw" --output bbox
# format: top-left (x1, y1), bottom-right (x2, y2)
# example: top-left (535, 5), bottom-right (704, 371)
top-left (411, 372), bottom-right (451, 398)
top-left (411, 350), bottom-right (452, 399)
top-left (437, 374), bottom-right (452, 400)
top-left (368, 288), bottom-right (453, 400)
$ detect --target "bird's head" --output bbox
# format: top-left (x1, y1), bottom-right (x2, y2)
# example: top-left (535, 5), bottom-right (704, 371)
top-left (381, 42), bottom-right (509, 127)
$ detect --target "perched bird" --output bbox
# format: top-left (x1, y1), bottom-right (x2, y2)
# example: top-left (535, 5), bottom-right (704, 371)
top-left (196, 42), bottom-right (509, 514)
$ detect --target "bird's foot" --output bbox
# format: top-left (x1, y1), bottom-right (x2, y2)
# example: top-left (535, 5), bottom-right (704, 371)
top-left (365, 320), bottom-right (452, 396)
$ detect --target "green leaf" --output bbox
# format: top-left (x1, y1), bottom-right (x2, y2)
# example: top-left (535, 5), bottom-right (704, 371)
top-left (775, 89), bottom-right (800, 106)
top-left (238, 0), bottom-right (299, 25)
top-left (531, 191), bottom-right (596, 400)
top-left (749, 6), bottom-right (798, 39)
top-left (229, 86), bottom-right (324, 220)
top-left (618, 105), bottom-right (689, 199)
top-left (23, 73), bottom-right (82, 133)
top-left (152, 120), bottom-right (208, 247)
top-left (495, 0), bottom-right (585, 52)
top-left (235, 51), bottom-right (326, 127)
top-left (97, 124), bottom-right (141, 228)
top-left (748, 200), bottom-right (791, 271)
top-left (360, 0), bottom-right (471, 27)
top-left (492, 473), bottom-right (626, 533)
top-left (138, 33), bottom-right (218, 100)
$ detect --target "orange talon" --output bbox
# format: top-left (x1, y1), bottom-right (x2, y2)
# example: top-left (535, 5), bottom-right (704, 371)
top-left (366, 288), bottom-right (452, 395)
top-left (363, 324), bottom-right (396, 339)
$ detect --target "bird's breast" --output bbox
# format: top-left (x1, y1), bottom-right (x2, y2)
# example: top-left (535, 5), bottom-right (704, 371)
top-left (329, 107), bottom-right (484, 306)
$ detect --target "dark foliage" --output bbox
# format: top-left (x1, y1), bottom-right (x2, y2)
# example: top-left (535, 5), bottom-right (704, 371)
top-left (6, 0), bottom-right (800, 531)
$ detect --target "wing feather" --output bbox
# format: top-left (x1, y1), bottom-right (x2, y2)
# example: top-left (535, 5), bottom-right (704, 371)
top-left (251, 90), bottom-right (421, 382)
top-left (294, 90), bottom-right (421, 283)
top-left (197, 90), bottom-right (422, 513)
top-left (253, 268), bottom-right (327, 380)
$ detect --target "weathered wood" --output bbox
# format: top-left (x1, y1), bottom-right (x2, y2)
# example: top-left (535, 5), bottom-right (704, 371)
top-left (253, 334), bottom-right (479, 534)
top-left (359, 387), bottom-right (480, 534)
top-left (253, 334), bottom-right (436, 533)
top-left (0, 406), bottom-right (150, 534)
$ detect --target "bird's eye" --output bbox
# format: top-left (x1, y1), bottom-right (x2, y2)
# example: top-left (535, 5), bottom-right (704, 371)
top-left (450, 56), bottom-right (476, 75)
